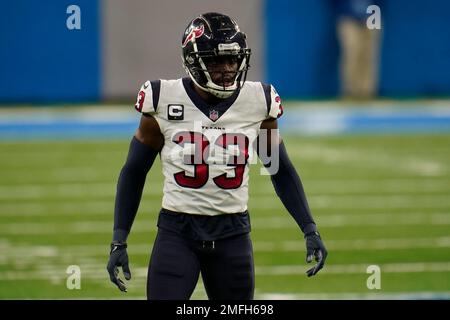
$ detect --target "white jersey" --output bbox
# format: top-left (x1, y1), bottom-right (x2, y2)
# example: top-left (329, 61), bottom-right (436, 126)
top-left (134, 78), bottom-right (282, 216)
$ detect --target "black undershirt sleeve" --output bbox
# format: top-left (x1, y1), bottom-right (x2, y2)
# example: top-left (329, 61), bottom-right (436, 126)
top-left (269, 141), bottom-right (317, 234)
top-left (113, 136), bottom-right (159, 242)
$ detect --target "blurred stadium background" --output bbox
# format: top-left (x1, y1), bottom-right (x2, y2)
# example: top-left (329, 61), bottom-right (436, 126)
top-left (0, 0), bottom-right (449, 299)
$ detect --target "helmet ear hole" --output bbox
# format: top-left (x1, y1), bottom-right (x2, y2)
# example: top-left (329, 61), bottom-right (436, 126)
top-left (186, 55), bottom-right (195, 65)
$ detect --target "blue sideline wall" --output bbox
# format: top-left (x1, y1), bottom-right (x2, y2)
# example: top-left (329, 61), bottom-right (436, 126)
top-left (265, 0), bottom-right (450, 98)
top-left (0, 0), bottom-right (100, 102)
top-left (264, 0), bottom-right (340, 99)
top-left (378, 0), bottom-right (450, 97)
top-left (1, 0), bottom-right (449, 102)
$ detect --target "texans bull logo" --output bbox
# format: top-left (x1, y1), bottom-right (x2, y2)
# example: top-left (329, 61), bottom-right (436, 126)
top-left (182, 25), bottom-right (205, 47)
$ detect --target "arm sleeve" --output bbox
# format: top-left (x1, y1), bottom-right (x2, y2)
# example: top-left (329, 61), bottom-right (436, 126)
top-left (113, 136), bottom-right (159, 242)
top-left (270, 141), bottom-right (317, 234)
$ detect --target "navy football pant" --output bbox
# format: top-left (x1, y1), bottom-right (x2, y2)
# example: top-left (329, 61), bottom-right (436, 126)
top-left (147, 228), bottom-right (254, 300)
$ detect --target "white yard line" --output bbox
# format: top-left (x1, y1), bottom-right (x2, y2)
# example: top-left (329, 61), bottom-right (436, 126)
top-left (287, 145), bottom-right (447, 177)
top-left (251, 179), bottom-right (450, 194)
top-left (253, 236), bottom-right (450, 251)
top-left (0, 211), bottom-right (449, 234)
top-left (0, 236), bottom-right (449, 266)
top-left (257, 291), bottom-right (450, 300)
top-left (0, 183), bottom-right (163, 200)
top-left (1, 194), bottom-right (450, 218)
top-left (250, 194), bottom-right (450, 209)
top-left (0, 201), bottom-right (115, 216)
top-left (1, 262), bottom-right (449, 281)
top-left (1, 178), bottom-right (448, 193)
top-left (48, 291), bottom-right (450, 300)
top-left (251, 213), bottom-right (450, 228)
top-left (255, 262), bottom-right (450, 276)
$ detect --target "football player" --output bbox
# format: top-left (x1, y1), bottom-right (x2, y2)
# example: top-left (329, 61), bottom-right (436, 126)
top-left (107, 12), bottom-right (327, 299)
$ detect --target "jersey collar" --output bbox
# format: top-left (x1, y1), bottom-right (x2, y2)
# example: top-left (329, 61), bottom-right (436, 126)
top-left (182, 77), bottom-right (240, 122)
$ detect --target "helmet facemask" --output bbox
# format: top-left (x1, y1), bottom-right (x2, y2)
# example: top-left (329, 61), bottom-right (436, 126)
top-left (184, 47), bottom-right (251, 98)
top-left (181, 13), bottom-right (252, 99)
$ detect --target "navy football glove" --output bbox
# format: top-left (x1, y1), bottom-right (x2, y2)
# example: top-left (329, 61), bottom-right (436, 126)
top-left (305, 231), bottom-right (327, 277)
top-left (107, 242), bottom-right (131, 292)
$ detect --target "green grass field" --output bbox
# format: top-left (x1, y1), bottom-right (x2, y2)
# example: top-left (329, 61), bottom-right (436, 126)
top-left (0, 134), bottom-right (449, 299)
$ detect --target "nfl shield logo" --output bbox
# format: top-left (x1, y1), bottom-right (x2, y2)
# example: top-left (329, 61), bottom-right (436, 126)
top-left (209, 110), bottom-right (219, 121)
